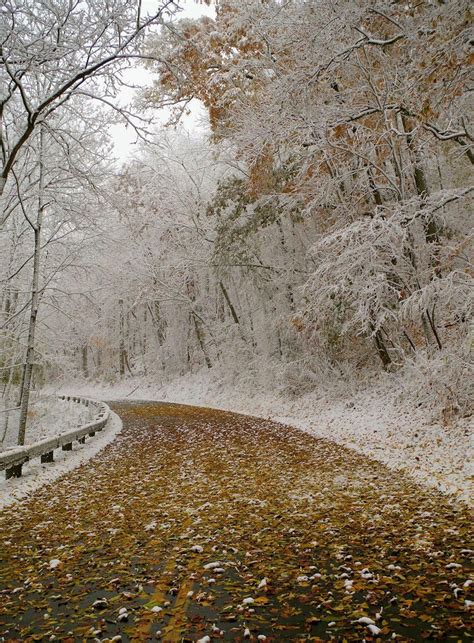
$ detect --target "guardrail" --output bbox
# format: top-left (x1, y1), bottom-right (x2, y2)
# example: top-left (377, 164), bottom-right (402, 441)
top-left (0, 396), bottom-right (110, 480)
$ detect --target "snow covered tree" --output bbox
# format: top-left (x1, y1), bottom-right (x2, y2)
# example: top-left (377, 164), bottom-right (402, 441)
top-left (0, 101), bottom-right (112, 446)
top-left (0, 0), bottom-right (177, 200)
top-left (139, 0), bottom-right (473, 405)
top-left (4, 0), bottom-right (470, 424)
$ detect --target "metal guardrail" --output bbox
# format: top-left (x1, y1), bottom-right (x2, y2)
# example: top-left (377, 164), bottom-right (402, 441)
top-left (0, 396), bottom-right (110, 479)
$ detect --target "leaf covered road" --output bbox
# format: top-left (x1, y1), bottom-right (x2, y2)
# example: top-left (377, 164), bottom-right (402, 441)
top-left (0, 401), bottom-right (472, 641)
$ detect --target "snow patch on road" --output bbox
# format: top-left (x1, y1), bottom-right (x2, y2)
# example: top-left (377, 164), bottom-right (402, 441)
top-left (0, 411), bottom-right (122, 510)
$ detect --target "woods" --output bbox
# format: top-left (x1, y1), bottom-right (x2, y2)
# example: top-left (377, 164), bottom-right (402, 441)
top-left (1, 0), bottom-right (472, 440)
top-left (0, 2), bottom-right (472, 640)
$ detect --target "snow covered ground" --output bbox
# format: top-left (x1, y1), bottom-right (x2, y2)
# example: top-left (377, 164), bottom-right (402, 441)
top-left (64, 367), bottom-right (473, 506)
top-left (1, 395), bottom-right (93, 449)
top-left (0, 411), bottom-right (122, 510)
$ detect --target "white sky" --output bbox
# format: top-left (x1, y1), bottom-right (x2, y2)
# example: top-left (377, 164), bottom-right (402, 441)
top-left (110, 0), bottom-right (215, 163)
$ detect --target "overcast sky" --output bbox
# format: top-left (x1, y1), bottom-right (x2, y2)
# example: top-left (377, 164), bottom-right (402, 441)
top-left (110, 0), bottom-right (215, 163)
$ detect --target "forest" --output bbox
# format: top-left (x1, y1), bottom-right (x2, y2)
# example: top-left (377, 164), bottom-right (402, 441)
top-left (0, 1), bottom-right (473, 641)
top-left (1, 0), bottom-right (472, 448)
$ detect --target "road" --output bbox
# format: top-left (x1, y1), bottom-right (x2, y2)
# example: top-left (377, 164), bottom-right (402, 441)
top-left (0, 401), bottom-right (472, 641)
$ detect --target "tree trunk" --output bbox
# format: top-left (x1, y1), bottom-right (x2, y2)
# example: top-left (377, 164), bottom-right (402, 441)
top-left (82, 345), bottom-right (89, 378)
top-left (401, 114), bottom-right (441, 244)
top-left (369, 321), bottom-right (392, 369)
top-left (146, 302), bottom-right (166, 347)
top-left (142, 305), bottom-right (148, 376)
top-left (192, 312), bottom-right (212, 369)
top-left (17, 129), bottom-right (45, 446)
top-left (119, 298), bottom-right (126, 377)
top-left (219, 281), bottom-right (240, 324)
top-left (276, 220), bottom-right (295, 311)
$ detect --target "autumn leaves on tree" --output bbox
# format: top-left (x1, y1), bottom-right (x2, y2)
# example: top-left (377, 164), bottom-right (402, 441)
top-left (133, 0), bottom-right (473, 407)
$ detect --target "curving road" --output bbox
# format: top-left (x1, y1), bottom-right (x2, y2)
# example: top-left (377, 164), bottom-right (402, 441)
top-left (0, 401), bottom-right (472, 641)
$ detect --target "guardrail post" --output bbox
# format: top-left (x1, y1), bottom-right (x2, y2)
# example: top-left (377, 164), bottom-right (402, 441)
top-left (62, 443), bottom-right (73, 451)
top-left (41, 451), bottom-right (54, 463)
top-left (6, 463), bottom-right (23, 479)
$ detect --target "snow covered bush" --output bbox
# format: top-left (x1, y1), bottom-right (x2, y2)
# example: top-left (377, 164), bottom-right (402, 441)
top-left (302, 189), bottom-right (473, 374)
top-left (404, 347), bottom-right (474, 420)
